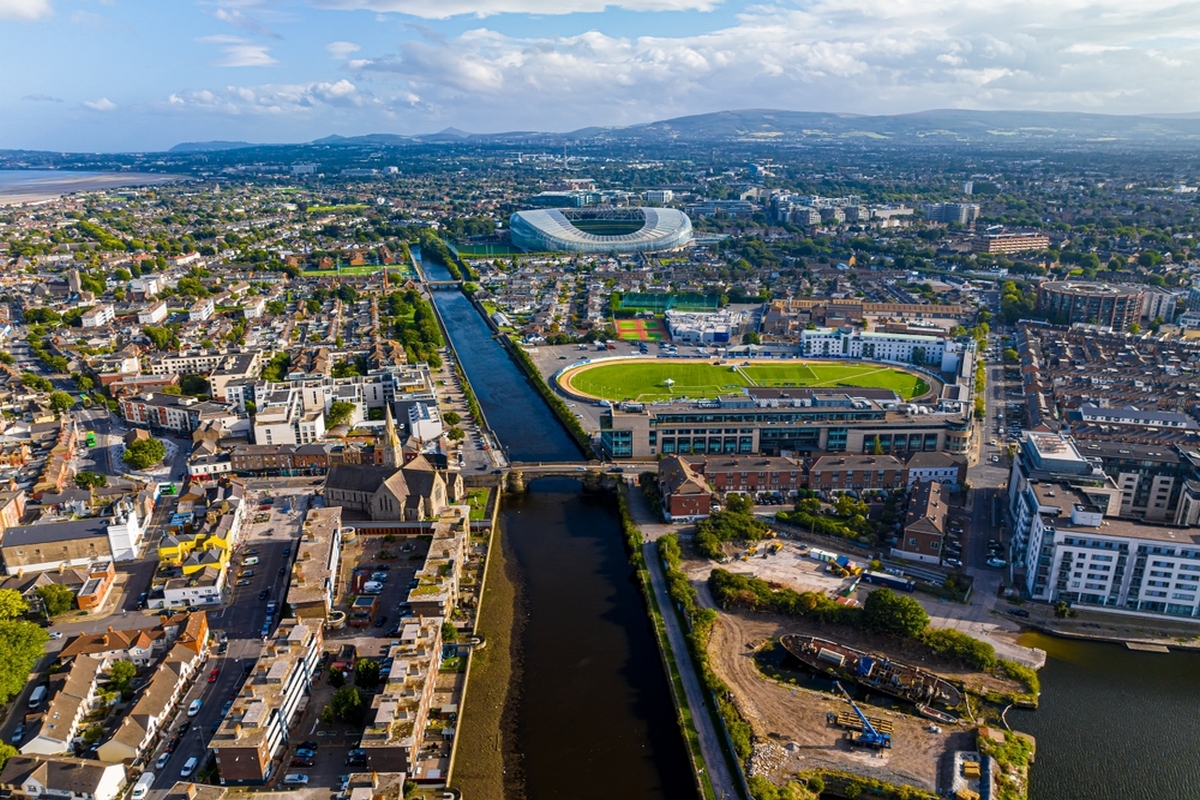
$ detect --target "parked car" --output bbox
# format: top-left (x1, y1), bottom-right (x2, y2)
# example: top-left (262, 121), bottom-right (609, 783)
top-left (156, 752), bottom-right (170, 770)
top-left (282, 774), bottom-right (309, 787)
top-left (300, 740), bottom-right (319, 751)
top-left (291, 755), bottom-right (314, 768)
top-left (374, 616), bottom-right (387, 628)
top-left (180, 757), bottom-right (198, 778)
top-left (259, 589), bottom-right (270, 600)
top-left (1008, 608), bottom-right (1030, 618)
top-left (11, 723), bottom-right (26, 743)
top-left (986, 557), bottom-right (1008, 568)
top-left (944, 558), bottom-right (962, 568)
top-left (188, 699), bottom-right (202, 716)
top-left (208, 668), bottom-right (220, 683)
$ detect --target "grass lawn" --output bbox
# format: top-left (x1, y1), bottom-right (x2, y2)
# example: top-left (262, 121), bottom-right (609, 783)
top-left (465, 488), bottom-right (489, 521)
top-left (563, 360), bottom-right (929, 402)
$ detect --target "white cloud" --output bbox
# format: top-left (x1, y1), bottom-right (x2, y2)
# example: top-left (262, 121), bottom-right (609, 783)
top-left (331, 0), bottom-right (1200, 129)
top-left (22, 93), bottom-right (63, 102)
top-left (0, 0), bottom-right (51, 20)
top-left (165, 79), bottom-right (374, 115)
top-left (198, 35), bottom-right (279, 67)
top-left (83, 97), bottom-right (117, 111)
top-left (214, 7), bottom-right (280, 38)
top-left (326, 40), bottom-right (361, 59)
top-left (310, 0), bottom-right (720, 19)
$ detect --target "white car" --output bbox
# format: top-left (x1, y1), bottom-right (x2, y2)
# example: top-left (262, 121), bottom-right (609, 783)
top-left (282, 774), bottom-right (309, 787)
top-left (48, 632), bottom-right (63, 640)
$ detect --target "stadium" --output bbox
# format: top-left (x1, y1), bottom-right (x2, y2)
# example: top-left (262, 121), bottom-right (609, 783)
top-left (509, 207), bottom-right (694, 254)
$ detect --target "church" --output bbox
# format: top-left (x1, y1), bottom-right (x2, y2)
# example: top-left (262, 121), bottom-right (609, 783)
top-left (323, 407), bottom-right (464, 521)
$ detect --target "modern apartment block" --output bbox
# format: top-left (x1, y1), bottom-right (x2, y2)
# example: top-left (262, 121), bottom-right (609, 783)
top-left (799, 328), bottom-right (969, 373)
top-left (286, 506), bottom-right (343, 619)
top-left (360, 617), bottom-right (443, 777)
top-left (212, 619), bottom-right (323, 784)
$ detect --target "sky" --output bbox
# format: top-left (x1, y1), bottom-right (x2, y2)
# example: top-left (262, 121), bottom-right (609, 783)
top-left (4, 0), bottom-right (1200, 152)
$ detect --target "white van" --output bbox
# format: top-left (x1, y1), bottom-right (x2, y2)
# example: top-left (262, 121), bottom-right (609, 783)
top-left (180, 757), bottom-right (198, 778)
top-left (362, 581), bottom-right (383, 595)
top-left (132, 773), bottom-right (155, 800)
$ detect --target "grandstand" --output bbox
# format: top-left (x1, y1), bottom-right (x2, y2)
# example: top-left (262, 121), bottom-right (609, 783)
top-left (509, 207), bottom-right (694, 254)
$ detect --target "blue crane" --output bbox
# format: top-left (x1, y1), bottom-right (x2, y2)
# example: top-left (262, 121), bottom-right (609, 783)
top-left (833, 681), bottom-right (892, 750)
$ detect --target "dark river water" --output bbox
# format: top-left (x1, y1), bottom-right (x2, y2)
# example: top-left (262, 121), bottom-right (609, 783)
top-left (422, 251), bottom-right (582, 462)
top-left (1013, 631), bottom-right (1200, 800)
top-left (424, 257), bottom-right (693, 799)
top-left (501, 479), bottom-right (696, 800)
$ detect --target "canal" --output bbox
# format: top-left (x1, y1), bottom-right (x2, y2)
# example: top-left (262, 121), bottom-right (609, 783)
top-left (420, 248), bottom-right (583, 463)
top-left (424, 254), bottom-right (693, 799)
top-left (1014, 631), bottom-right (1200, 800)
top-left (501, 479), bottom-right (696, 800)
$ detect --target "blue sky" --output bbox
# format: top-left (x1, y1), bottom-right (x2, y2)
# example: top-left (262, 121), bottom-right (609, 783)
top-left (4, 0), bottom-right (1200, 151)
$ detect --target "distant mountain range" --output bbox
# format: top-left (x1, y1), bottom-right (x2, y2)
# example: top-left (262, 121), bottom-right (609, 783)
top-left (168, 109), bottom-right (1200, 152)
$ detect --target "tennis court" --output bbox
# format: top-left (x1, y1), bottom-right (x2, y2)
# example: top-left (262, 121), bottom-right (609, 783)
top-left (615, 318), bottom-right (668, 341)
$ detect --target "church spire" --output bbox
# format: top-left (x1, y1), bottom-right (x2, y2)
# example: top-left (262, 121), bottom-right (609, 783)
top-left (383, 403), bottom-right (402, 468)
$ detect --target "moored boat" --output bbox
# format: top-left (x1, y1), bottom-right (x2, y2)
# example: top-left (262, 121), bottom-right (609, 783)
top-left (780, 633), bottom-right (962, 708)
top-left (916, 703), bottom-right (958, 724)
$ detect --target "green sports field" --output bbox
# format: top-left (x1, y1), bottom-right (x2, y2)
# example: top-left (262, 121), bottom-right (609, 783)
top-left (561, 359), bottom-right (930, 402)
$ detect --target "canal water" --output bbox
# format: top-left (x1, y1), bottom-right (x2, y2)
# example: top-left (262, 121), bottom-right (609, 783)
top-left (501, 479), bottom-right (696, 800)
top-left (1013, 631), bottom-right (1200, 799)
top-left (420, 249), bottom-right (583, 463)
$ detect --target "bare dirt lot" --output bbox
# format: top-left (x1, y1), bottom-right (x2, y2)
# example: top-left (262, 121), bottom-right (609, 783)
top-left (707, 605), bottom-right (972, 791)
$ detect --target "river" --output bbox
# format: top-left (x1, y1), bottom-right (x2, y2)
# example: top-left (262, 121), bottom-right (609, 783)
top-left (1013, 631), bottom-right (1200, 800)
top-left (424, 253), bottom-right (694, 799)
top-left (421, 248), bottom-right (583, 463)
top-left (501, 479), bottom-right (696, 800)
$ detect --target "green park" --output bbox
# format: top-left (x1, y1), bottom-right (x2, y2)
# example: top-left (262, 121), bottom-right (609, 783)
top-left (561, 359), bottom-right (931, 402)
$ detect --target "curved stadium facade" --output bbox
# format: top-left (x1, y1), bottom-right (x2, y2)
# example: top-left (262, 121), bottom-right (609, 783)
top-left (509, 207), bottom-right (693, 254)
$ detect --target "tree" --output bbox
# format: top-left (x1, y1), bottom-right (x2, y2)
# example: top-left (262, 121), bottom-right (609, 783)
top-left (48, 391), bottom-right (75, 414)
top-left (75, 471), bottom-right (108, 490)
top-left (863, 588), bottom-right (929, 638)
top-left (266, 300), bottom-right (286, 316)
top-left (742, 331), bottom-right (761, 344)
top-left (1002, 348), bottom-right (1019, 363)
top-left (108, 660), bottom-right (137, 693)
top-left (123, 437), bottom-right (167, 470)
top-left (143, 326), bottom-right (174, 351)
top-left (37, 584), bottom-right (75, 617)
top-left (180, 375), bottom-right (210, 396)
top-left (76, 375), bottom-right (94, 392)
top-left (872, 435), bottom-right (884, 455)
top-left (446, 427), bottom-right (464, 441)
top-left (330, 686), bottom-right (366, 724)
top-left (0, 743), bottom-right (17, 773)
top-left (441, 621), bottom-right (458, 643)
top-left (443, 411), bottom-right (461, 426)
top-left (329, 666), bottom-right (346, 688)
top-left (161, 385), bottom-right (183, 395)
top-left (327, 400), bottom-right (355, 428)
top-left (0, 620), bottom-right (49, 704)
top-left (354, 658), bottom-right (380, 689)
top-left (0, 589), bottom-right (28, 620)
top-left (21, 372), bottom-right (52, 393)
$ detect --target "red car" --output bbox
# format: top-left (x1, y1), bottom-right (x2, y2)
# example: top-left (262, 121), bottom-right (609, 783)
top-left (208, 667), bottom-right (220, 683)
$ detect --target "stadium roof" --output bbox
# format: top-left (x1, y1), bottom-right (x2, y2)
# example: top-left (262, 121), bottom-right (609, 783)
top-left (509, 207), bottom-right (693, 254)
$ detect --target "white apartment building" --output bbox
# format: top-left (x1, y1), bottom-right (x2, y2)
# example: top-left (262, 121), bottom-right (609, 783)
top-left (81, 304), bottom-right (115, 328)
top-left (189, 297), bottom-right (215, 322)
top-left (800, 328), bottom-right (966, 373)
top-left (242, 296), bottom-right (266, 319)
top-left (148, 349), bottom-right (257, 377)
top-left (642, 189), bottom-right (675, 203)
top-left (253, 387), bottom-right (325, 446)
top-left (407, 402), bottom-right (443, 441)
top-left (137, 300), bottom-right (168, 325)
top-left (130, 275), bottom-right (161, 298)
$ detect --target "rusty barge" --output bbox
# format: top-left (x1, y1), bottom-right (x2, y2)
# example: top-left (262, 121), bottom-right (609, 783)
top-left (781, 633), bottom-right (963, 708)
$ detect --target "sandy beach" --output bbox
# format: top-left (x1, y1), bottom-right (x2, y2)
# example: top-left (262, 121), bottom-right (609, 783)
top-left (0, 172), bottom-right (184, 206)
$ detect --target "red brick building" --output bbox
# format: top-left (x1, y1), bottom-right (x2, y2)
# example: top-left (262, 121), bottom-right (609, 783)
top-left (808, 454), bottom-right (907, 493)
top-left (701, 456), bottom-right (805, 498)
top-left (893, 480), bottom-right (948, 564)
top-left (657, 456), bottom-right (713, 522)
